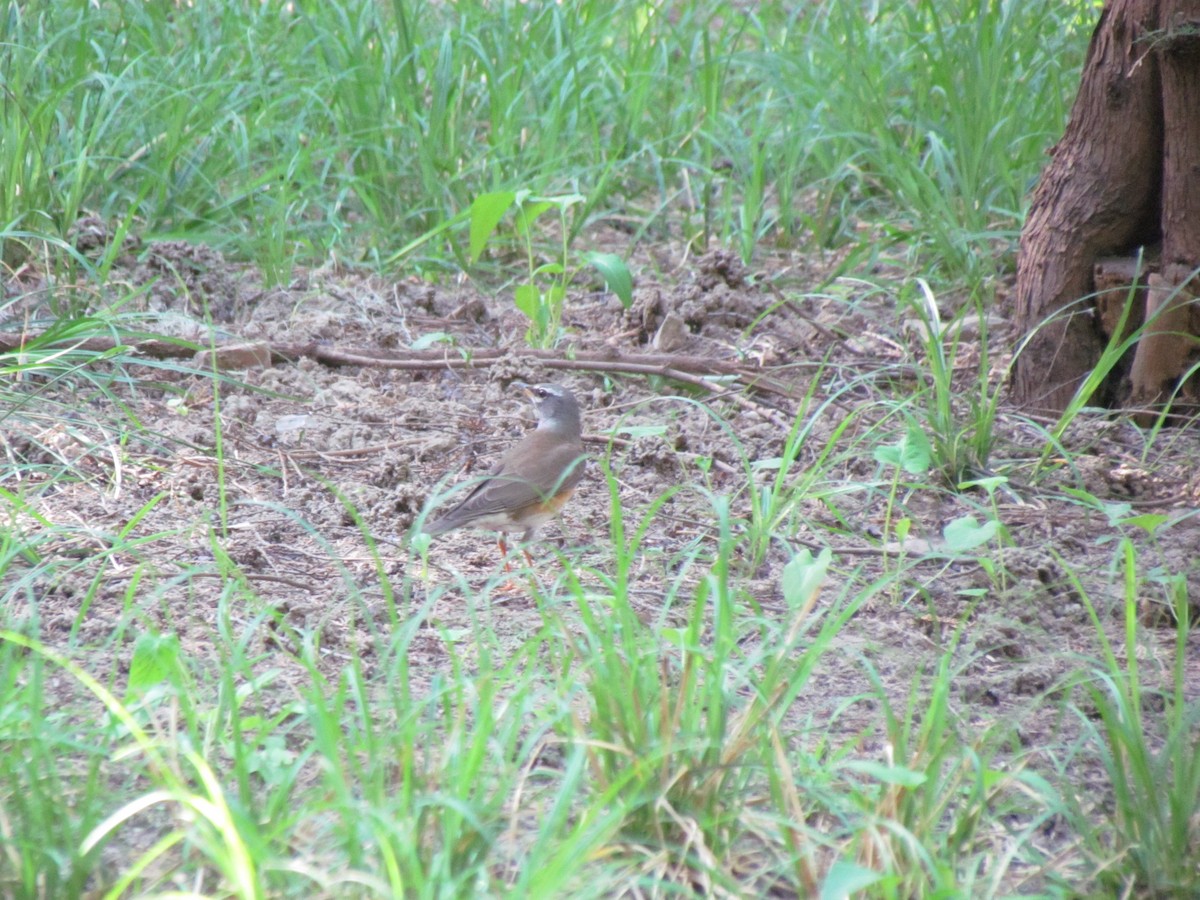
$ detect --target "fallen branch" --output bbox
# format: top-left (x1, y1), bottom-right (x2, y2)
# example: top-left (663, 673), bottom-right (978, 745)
top-left (0, 331), bottom-right (193, 359)
top-left (270, 343), bottom-right (799, 426)
top-left (0, 330), bottom-right (800, 426)
top-left (270, 342), bottom-right (799, 397)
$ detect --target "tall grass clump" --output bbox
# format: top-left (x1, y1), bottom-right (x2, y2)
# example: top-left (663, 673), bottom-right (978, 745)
top-left (540, 480), bottom-right (849, 897)
top-left (903, 279), bottom-right (1003, 485)
top-left (760, 0), bottom-right (1094, 292)
top-left (1056, 542), bottom-right (1200, 897)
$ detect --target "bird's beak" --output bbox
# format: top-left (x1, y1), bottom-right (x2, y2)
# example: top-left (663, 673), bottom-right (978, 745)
top-left (511, 380), bottom-right (533, 398)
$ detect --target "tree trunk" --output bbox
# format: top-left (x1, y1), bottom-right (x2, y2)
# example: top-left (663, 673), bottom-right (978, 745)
top-left (1011, 0), bottom-right (1200, 417)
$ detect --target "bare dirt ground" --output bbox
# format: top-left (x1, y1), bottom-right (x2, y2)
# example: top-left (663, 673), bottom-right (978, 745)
top-left (4, 233), bottom-right (1200, 882)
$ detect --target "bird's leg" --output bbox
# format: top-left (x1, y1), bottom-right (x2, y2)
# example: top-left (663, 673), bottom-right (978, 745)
top-left (493, 533), bottom-right (529, 594)
top-left (518, 529), bottom-right (537, 572)
top-left (497, 534), bottom-right (514, 573)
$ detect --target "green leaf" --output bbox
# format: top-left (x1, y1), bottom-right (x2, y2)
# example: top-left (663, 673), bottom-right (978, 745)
top-left (1119, 512), bottom-right (1169, 535)
top-left (960, 474), bottom-right (1008, 495)
top-left (243, 734), bottom-right (297, 779)
top-left (544, 282), bottom-right (565, 316)
top-left (781, 547), bottom-right (831, 609)
top-left (127, 632), bottom-right (183, 698)
top-left (612, 424), bottom-right (668, 438)
top-left (873, 444), bottom-right (901, 467)
top-left (942, 515), bottom-right (998, 552)
top-left (410, 332), bottom-right (455, 350)
top-left (840, 759), bottom-right (927, 787)
top-left (1061, 486), bottom-right (1105, 510)
top-left (1101, 501), bottom-right (1134, 526)
top-left (513, 283), bottom-right (541, 321)
top-left (515, 199), bottom-right (556, 237)
top-left (820, 860), bottom-right (884, 900)
top-left (900, 422), bottom-right (932, 473)
top-left (468, 191), bottom-right (516, 264)
top-left (660, 626), bottom-right (686, 648)
top-left (584, 251), bottom-right (634, 308)
top-left (872, 422), bottom-right (931, 474)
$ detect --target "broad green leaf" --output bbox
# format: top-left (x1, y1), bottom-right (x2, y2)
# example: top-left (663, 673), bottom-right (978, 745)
top-left (544, 283), bottom-right (565, 314)
top-left (244, 734), bottom-right (297, 777)
top-left (781, 547), bottom-right (831, 609)
top-left (514, 283), bottom-right (540, 320)
top-left (127, 632), bottom-right (183, 697)
top-left (942, 514), bottom-right (998, 552)
top-left (660, 627), bottom-right (686, 648)
top-left (1102, 501), bottom-right (1134, 526)
top-left (900, 422), bottom-right (932, 473)
top-left (874, 443), bottom-right (901, 467)
top-left (584, 251), bottom-right (634, 308)
top-left (820, 860), bottom-right (884, 900)
top-left (515, 200), bottom-right (556, 236)
top-left (1119, 512), bottom-right (1169, 535)
top-left (873, 422), bottom-right (931, 474)
top-left (960, 474), bottom-right (1008, 495)
top-left (468, 191), bottom-right (516, 264)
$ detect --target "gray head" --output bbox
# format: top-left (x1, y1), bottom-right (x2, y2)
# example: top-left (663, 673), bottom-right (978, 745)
top-left (513, 382), bottom-right (581, 439)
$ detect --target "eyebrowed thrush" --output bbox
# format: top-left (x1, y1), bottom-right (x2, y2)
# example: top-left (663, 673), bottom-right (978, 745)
top-left (424, 382), bottom-right (585, 566)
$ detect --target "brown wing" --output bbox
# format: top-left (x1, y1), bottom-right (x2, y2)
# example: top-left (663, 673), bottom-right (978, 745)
top-left (425, 442), bottom-right (584, 534)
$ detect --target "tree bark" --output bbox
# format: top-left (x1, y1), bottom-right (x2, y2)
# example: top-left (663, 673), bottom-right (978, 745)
top-left (1138, 2), bottom-right (1200, 411)
top-left (1011, 0), bottom-right (1200, 416)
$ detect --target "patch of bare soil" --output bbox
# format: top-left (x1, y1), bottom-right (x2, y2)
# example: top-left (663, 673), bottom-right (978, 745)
top-left (4, 234), bottom-right (1200, 882)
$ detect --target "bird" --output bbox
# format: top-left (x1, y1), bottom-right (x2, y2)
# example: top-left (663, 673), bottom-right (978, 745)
top-left (424, 382), bottom-right (585, 569)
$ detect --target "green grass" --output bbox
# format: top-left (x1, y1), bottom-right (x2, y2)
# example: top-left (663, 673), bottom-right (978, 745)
top-left (4, 0), bottom-right (1091, 293)
top-left (6, 0), bottom-right (1197, 897)
top-left (1049, 542), bottom-right (1200, 898)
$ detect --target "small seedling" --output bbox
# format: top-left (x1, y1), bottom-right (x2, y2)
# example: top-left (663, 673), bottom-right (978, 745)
top-left (467, 189), bottom-right (633, 348)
